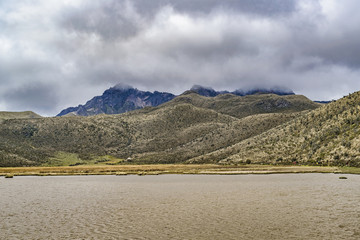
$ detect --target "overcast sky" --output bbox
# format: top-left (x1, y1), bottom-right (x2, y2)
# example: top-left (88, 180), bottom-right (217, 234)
top-left (1, 0), bottom-right (360, 116)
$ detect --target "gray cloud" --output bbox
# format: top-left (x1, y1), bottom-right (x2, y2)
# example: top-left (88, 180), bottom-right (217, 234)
top-left (133, 0), bottom-right (297, 16)
top-left (1, 83), bottom-right (59, 115)
top-left (61, 1), bottom-right (143, 40)
top-left (1, 0), bottom-right (360, 115)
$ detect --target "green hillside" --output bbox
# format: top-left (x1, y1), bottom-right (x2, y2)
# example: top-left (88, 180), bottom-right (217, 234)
top-left (0, 93), bottom-right (318, 167)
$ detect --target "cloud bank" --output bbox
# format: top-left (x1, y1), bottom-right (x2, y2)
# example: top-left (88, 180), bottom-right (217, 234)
top-left (1, 0), bottom-right (360, 115)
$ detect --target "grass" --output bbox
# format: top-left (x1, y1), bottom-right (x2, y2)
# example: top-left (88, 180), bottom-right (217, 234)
top-left (42, 152), bottom-right (126, 167)
top-left (0, 164), bottom-right (352, 176)
top-left (43, 152), bottom-right (83, 166)
top-left (337, 167), bottom-right (360, 174)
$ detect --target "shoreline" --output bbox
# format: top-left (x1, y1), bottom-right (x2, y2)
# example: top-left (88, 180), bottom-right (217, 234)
top-left (1, 164), bottom-right (358, 177)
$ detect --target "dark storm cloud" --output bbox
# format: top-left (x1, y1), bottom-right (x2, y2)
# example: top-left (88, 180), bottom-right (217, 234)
top-left (1, 0), bottom-right (360, 115)
top-left (60, 0), bottom-right (297, 41)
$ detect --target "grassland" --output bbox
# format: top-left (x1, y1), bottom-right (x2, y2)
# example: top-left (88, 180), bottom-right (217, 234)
top-left (0, 164), bottom-right (355, 177)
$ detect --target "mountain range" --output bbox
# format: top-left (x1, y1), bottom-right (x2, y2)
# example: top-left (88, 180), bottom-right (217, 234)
top-left (0, 88), bottom-right (321, 167)
top-left (2, 83), bottom-right (358, 168)
top-left (57, 84), bottom-right (295, 116)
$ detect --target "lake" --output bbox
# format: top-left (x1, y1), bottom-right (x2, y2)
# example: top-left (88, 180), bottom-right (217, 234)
top-left (1, 174), bottom-right (359, 239)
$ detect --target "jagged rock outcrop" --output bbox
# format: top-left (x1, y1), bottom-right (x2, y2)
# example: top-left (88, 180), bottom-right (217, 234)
top-left (57, 84), bottom-right (175, 116)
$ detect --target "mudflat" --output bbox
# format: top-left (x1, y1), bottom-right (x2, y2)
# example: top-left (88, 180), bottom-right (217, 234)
top-left (1, 174), bottom-right (359, 239)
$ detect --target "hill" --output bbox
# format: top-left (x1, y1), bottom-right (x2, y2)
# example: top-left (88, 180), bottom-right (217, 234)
top-left (0, 111), bottom-right (41, 121)
top-left (189, 91), bottom-right (360, 167)
top-left (0, 92), bottom-right (318, 167)
top-left (162, 92), bottom-right (320, 118)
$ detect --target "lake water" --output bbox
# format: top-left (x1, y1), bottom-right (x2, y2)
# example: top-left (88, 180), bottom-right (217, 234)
top-left (1, 174), bottom-right (359, 239)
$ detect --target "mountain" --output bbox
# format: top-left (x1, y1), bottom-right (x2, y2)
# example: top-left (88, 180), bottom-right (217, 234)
top-left (57, 84), bottom-right (296, 116)
top-left (188, 91), bottom-right (360, 167)
top-left (189, 85), bottom-right (295, 97)
top-left (189, 85), bottom-right (219, 97)
top-left (3, 89), bottom-right (360, 168)
top-left (162, 92), bottom-right (319, 119)
top-left (232, 87), bottom-right (295, 96)
top-left (315, 100), bottom-right (333, 104)
top-left (0, 92), bottom-right (319, 167)
top-left (57, 84), bottom-right (175, 116)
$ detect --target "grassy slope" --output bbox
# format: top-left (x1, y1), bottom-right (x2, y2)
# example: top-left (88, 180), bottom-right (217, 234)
top-left (192, 91), bottom-right (360, 166)
top-left (132, 112), bottom-right (304, 163)
top-left (0, 93), bottom-right (319, 167)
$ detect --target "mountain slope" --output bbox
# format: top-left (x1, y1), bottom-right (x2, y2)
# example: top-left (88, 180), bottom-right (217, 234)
top-left (190, 91), bottom-right (360, 167)
top-left (131, 111), bottom-right (304, 163)
top-left (0, 104), bottom-right (235, 166)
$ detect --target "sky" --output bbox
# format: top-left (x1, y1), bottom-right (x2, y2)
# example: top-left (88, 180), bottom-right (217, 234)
top-left (1, 0), bottom-right (360, 116)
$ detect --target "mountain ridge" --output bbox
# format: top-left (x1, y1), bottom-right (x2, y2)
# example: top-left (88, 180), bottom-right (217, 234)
top-left (57, 84), bottom-right (297, 116)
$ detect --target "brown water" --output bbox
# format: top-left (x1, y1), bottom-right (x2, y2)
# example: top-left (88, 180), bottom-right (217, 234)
top-left (0, 174), bottom-right (359, 240)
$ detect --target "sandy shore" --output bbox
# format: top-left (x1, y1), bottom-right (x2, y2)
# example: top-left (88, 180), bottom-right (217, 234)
top-left (1, 164), bottom-right (356, 176)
